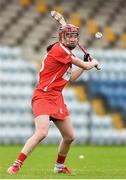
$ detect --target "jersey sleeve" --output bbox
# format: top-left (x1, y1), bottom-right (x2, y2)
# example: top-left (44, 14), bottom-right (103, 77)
top-left (48, 43), bottom-right (75, 64)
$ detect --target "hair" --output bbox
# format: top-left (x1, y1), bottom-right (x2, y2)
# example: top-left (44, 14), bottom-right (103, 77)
top-left (46, 42), bottom-right (58, 52)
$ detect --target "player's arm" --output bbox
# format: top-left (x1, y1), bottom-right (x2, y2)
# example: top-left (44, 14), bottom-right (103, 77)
top-left (70, 67), bottom-right (85, 82)
top-left (70, 54), bottom-right (91, 82)
top-left (71, 56), bottom-right (99, 70)
top-left (70, 56), bottom-right (99, 82)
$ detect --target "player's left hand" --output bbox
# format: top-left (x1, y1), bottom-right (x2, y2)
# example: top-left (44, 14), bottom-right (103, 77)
top-left (83, 54), bottom-right (90, 62)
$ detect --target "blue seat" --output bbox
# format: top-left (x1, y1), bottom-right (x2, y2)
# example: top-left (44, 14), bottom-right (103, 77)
top-left (91, 80), bottom-right (126, 112)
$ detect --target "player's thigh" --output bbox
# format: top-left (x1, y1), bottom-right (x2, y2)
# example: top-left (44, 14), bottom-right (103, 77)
top-left (54, 116), bottom-right (74, 138)
top-left (34, 115), bottom-right (50, 133)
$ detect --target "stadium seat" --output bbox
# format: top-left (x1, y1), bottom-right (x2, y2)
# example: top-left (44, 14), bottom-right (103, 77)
top-left (70, 12), bottom-right (82, 27)
top-left (121, 32), bottom-right (126, 48)
top-left (103, 26), bottom-right (117, 45)
top-left (36, 0), bottom-right (48, 14)
top-left (53, 5), bottom-right (64, 16)
top-left (91, 98), bottom-right (106, 116)
top-left (87, 19), bottom-right (99, 36)
top-left (20, 0), bottom-right (32, 7)
top-left (74, 85), bottom-right (88, 102)
top-left (110, 112), bottom-right (124, 129)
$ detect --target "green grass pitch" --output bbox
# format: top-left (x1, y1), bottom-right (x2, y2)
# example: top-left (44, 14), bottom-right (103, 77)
top-left (0, 145), bottom-right (126, 179)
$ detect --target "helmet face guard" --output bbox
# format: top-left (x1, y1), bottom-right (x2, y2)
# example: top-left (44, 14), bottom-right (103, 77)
top-left (59, 24), bottom-right (79, 49)
top-left (59, 24), bottom-right (79, 40)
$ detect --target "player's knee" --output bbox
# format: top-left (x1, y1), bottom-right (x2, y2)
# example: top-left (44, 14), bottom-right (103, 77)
top-left (65, 134), bottom-right (75, 143)
top-left (35, 131), bottom-right (48, 141)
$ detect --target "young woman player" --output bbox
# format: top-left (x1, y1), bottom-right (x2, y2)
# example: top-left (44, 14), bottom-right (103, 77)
top-left (8, 24), bottom-right (99, 175)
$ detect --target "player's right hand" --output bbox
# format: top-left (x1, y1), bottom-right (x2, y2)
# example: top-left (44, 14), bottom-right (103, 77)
top-left (92, 59), bottom-right (101, 70)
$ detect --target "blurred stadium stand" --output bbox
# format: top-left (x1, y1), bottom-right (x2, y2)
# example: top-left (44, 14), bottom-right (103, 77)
top-left (0, 47), bottom-right (37, 144)
top-left (0, 0), bottom-right (126, 145)
top-left (0, 0), bottom-right (126, 59)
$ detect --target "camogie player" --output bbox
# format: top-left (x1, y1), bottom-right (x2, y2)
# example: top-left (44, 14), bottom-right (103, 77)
top-left (7, 24), bottom-right (99, 175)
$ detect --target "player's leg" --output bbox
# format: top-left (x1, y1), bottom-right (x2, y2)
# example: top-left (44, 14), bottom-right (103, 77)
top-left (7, 115), bottom-right (50, 174)
top-left (53, 116), bottom-right (75, 174)
top-left (21, 115), bottom-right (50, 154)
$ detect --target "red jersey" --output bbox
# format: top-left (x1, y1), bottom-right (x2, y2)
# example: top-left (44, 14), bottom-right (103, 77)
top-left (32, 42), bottom-right (75, 119)
top-left (35, 42), bottom-right (75, 92)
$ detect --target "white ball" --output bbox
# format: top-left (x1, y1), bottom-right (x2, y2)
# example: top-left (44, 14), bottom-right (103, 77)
top-left (79, 155), bottom-right (84, 159)
top-left (95, 32), bottom-right (103, 38)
